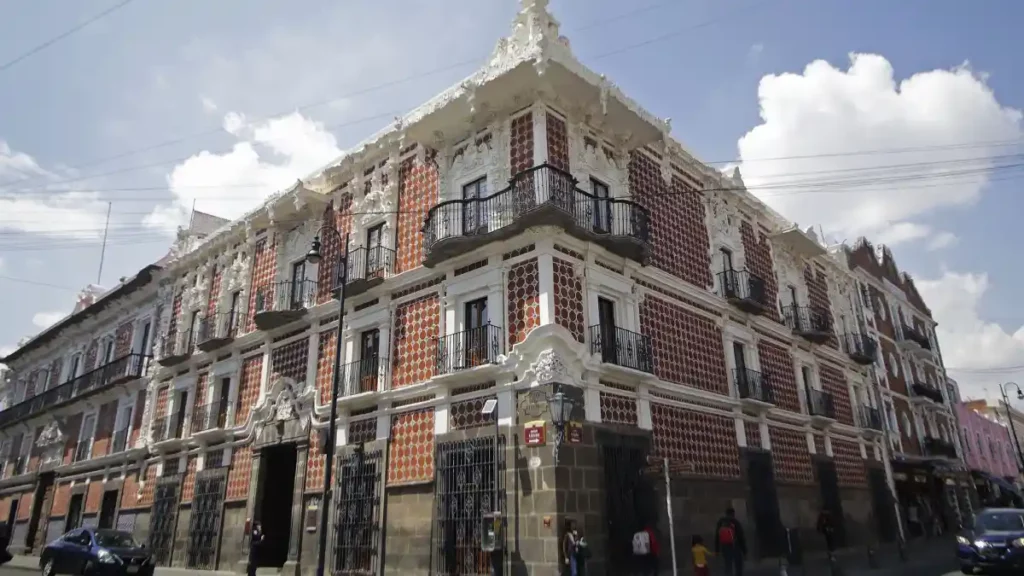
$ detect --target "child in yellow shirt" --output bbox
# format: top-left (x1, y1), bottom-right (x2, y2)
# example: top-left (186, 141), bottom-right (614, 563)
top-left (692, 534), bottom-right (713, 576)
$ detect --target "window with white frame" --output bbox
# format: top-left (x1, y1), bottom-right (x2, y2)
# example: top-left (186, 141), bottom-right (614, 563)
top-left (901, 413), bottom-right (912, 439)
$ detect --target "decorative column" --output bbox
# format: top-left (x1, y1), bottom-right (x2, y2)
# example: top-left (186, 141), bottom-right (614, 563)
top-left (285, 441), bottom-right (309, 575)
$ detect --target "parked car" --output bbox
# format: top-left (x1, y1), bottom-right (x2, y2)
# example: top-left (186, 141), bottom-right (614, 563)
top-left (957, 508), bottom-right (1024, 574)
top-left (39, 527), bottom-right (153, 576)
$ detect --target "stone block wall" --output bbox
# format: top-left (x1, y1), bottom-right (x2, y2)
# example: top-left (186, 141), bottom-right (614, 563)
top-left (382, 483), bottom-right (433, 576)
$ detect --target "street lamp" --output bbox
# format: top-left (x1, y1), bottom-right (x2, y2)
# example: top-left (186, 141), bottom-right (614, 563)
top-left (547, 384), bottom-right (578, 465)
top-left (1000, 382), bottom-right (1024, 475)
top-left (309, 228), bottom-right (349, 576)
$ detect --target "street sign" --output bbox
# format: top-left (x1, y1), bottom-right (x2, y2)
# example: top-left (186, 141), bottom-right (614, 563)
top-left (524, 421), bottom-right (546, 446)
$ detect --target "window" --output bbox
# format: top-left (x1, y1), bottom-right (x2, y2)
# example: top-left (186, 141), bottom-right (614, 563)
top-left (464, 298), bottom-right (489, 365)
top-left (290, 261), bottom-right (307, 307)
top-left (138, 322), bottom-right (151, 355)
top-left (721, 248), bottom-right (734, 273)
top-left (365, 223), bottom-right (385, 274)
top-left (801, 366), bottom-right (815, 390)
top-left (357, 329), bottom-right (381, 391)
top-left (69, 355), bottom-right (81, 381)
top-left (462, 177), bottom-right (487, 234)
top-left (788, 286), bottom-right (798, 307)
top-left (103, 339), bottom-right (114, 363)
top-left (591, 178), bottom-right (611, 232)
top-left (187, 312), bottom-right (199, 350)
top-left (732, 342), bottom-right (747, 372)
top-left (962, 428), bottom-right (970, 453)
top-left (228, 292), bottom-right (241, 329)
top-left (597, 297), bottom-right (617, 363)
top-left (360, 329), bottom-right (380, 361)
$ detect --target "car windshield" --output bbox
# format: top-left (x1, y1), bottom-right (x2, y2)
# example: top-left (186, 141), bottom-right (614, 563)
top-left (976, 511), bottom-right (1024, 532)
top-left (93, 530), bottom-right (137, 548)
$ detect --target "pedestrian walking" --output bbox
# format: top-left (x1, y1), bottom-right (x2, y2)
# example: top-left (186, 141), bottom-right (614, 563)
top-left (563, 519), bottom-right (580, 576)
top-left (631, 523), bottom-right (659, 575)
top-left (247, 520), bottom-right (264, 576)
top-left (715, 507), bottom-right (747, 576)
top-left (691, 534), bottom-right (713, 576)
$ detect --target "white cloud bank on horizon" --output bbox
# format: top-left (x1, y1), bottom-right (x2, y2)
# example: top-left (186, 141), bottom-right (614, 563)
top-left (31, 311), bottom-right (66, 329)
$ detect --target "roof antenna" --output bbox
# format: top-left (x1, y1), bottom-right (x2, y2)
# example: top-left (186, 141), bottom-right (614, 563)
top-left (96, 202), bottom-right (112, 285)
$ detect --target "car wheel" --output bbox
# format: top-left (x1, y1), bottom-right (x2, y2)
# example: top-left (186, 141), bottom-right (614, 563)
top-left (41, 558), bottom-right (55, 576)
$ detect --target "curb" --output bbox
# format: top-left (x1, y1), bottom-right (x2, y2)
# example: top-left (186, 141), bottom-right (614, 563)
top-left (5, 554), bottom-right (235, 575)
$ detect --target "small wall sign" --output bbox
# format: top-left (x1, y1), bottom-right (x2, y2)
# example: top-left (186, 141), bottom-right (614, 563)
top-left (567, 421), bottom-right (583, 444)
top-left (524, 421), bottom-right (546, 446)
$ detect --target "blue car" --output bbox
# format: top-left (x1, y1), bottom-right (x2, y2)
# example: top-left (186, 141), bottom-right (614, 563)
top-left (957, 508), bottom-right (1024, 574)
top-left (39, 527), bottom-right (153, 576)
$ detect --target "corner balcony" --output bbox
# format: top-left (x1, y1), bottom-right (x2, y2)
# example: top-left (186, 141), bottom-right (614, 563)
top-left (156, 329), bottom-right (193, 367)
top-left (807, 388), bottom-right (837, 428)
top-left (924, 436), bottom-right (958, 459)
top-left (196, 310), bottom-right (242, 352)
top-left (253, 279), bottom-right (317, 331)
top-left (0, 353), bottom-right (150, 429)
top-left (857, 405), bottom-right (884, 435)
top-left (911, 382), bottom-right (945, 404)
top-left (435, 324), bottom-right (503, 376)
top-left (718, 269), bottom-right (771, 315)
top-left (344, 245), bottom-right (396, 298)
top-left (190, 400), bottom-right (230, 444)
top-left (340, 356), bottom-right (390, 396)
top-left (423, 164), bottom-right (651, 267)
top-left (590, 325), bottom-right (654, 374)
top-left (783, 305), bottom-right (833, 344)
top-left (734, 368), bottom-right (773, 413)
top-left (899, 324), bottom-right (933, 357)
top-left (842, 333), bottom-right (877, 366)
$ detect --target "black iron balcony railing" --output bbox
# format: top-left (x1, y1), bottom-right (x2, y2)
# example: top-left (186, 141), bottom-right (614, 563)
top-left (858, 405), bottom-right (884, 431)
top-left (0, 353), bottom-right (150, 429)
top-left (590, 324), bottom-right (654, 374)
top-left (72, 440), bottom-right (92, 463)
top-left (423, 164), bottom-right (651, 266)
top-left (8, 456), bottom-right (26, 476)
top-left (842, 333), bottom-right (877, 365)
top-left (111, 428), bottom-right (130, 453)
top-left (912, 382), bottom-right (945, 404)
top-left (900, 324), bottom-right (932, 351)
top-left (253, 279), bottom-right (318, 330)
top-left (924, 436), bottom-right (958, 459)
top-left (734, 368), bottom-right (772, 403)
top-left (156, 329), bottom-right (193, 366)
top-left (807, 388), bottom-right (836, 419)
top-left (345, 245), bottom-right (396, 296)
top-left (151, 414), bottom-right (183, 444)
top-left (341, 356), bottom-right (390, 395)
top-left (190, 400), bottom-right (229, 434)
top-left (196, 310), bottom-right (242, 351)
top-left (718, 269), bottom-right (770, 314)
top-left (783, 305), bottom-right (833, 343)
top-left (435, 324), bottom-right (503, 375)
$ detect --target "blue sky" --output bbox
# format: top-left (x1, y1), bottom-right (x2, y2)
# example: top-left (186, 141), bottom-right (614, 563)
top-left (1, 0), bottom-right (1022, 399)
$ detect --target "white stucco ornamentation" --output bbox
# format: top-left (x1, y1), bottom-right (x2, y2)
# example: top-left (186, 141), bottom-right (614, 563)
top-left (533, 349), bottom-right (568, 385)
top-left (773, 243), bottom-right (805, 303)
top-left (35, 419), bottom-right (65, 448)
top-left (569, 121), bottom-right (626, 195)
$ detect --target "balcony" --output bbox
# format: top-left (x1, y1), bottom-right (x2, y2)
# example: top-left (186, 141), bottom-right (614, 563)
top-left (857, 405), bottom-right (884, 433)
top-left (0, 353), bottom-right (150, 429)
top-left (196, 310), bottom-right (242, 352)
top-left (344, 245), bottom-right (396, 298)
top-left (6, 456), bottom-right (26, 477)
top-left (734, 368), bottom-right (773, 412)
top-left (190, 400), bottom-right (230, 444)
top-left (590, 325), bottom-right (654, 374)
top-left (899, 324), bottom-right (933, 357)
top-left (924, 436), bottom-right (958, 459)
top-left (72, 440), bottom-right (92, 463)
top-left (423, 164), bottom-right (651, 267)
top-left (253, 279), bottom-right (318, 331)
top-left (340, 357), bottom-right (390, 396)
top-left (435, 324), bottom-right (503, 376)
top-left (842, 333), bottom-right (877, 365)
top-left (783, 305), bottom-right (833, 344)
top-left (718, 269), bottom-right (771, 315)
top-left (111, 428), bottom-right (130, 453)
top-left (911, 382), bottom-right (945, 404)
top-left (156, 329), bottom-right (193, 367)
top-left (807, 389), bottom-right (837, 427)
top-left (150, 414), bottom-right (185, 452)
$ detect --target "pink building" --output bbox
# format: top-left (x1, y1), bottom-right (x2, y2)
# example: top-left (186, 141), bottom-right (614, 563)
top-left (957, 402), bottom-right (1019, 479)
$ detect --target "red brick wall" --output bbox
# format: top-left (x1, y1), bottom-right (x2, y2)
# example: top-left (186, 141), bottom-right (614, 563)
top-left (305, 429), bottom-right (325, 493)
top-left (628, 152), bottom-right (712, 289)
top-left (316, 195), bottom-right (354, 304)
top-left (546, 112), bottom-right (569, 172)
top-left (136, 465), bottom-right (158, 508)
top-left (758, 339), bottom-right (800, 413)
top-left (114, 321), bottom-right (134, 358)
top-left (819, 363), bottom-right (853, 426)
top-left (641, 296), bottom-right (727, 395)
top-left (770, 426), bottom-right (814, 485)
top-left (84, 479), bottom-right (103, 514)
top-left (315, 329), bottom-right (336, 404)
top-left (391, 295), bottom-right (439, 389)
top-left (879, 340), bottom-right (908, 395)
top-left (396, 158), bottom-right (438, 274)
top-left (51, 483), bottom-right (71, 518)
top-left (507, 258), bottom-right (540, 347)
top-left (552, 257), bottom-right (585, 343)
top-left (246, 236), bottom-right (277, 332)
top-left (510, 112), bottom-right (534, 174)
top-left (119, 472), bottom-right (141, 510)
top-left (192, 372), bottom-right (210, 416)
top-left (168, 292), bottom-right (183, 342)
top-left (235, 355), bottom-right (264, 426)
top-left (271, 338), bottom-right (309, 383)
top-left (207, 264), bottom-right (223, 316)
top-left (740, 222), bottom-right (779, 319)
top-left (92, 401), bottom-right (117, 457)
top-left (181, 456), bottom-right (199, 503)
top-left (804, 265), bottom-right (837, 348)
top-left (388, 408), bottom-right (435, 485)
top-left (651, 404), bottom-right (739, 479)
top-left (832, 438), bottom-right (867, 487)
top-left (62, 414), bottom-right (83, 465)
top-left (599, 393), bottom-right (638, 426)
top-left (84, 339), bottom-right (99, 372)
top-left (17, 492), bottom-right (32, 521)
top-left (226, 446), bottom-right (252, 502)
top-left (747, 422), bottom-right (761, 448)
top-left (154, 385), bottom-right (170, 420)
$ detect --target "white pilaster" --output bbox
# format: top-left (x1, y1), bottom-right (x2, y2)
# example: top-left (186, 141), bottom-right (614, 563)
top-left (376, 414), bottom-right (390, 441)
top-left (584, 387), bottom-right (601, 423)
top-left (807, 431), bottom-right (816, 454)
top-left (824, 435), bottom-right (834, 457)
top-left (305, 331), bottom-right (319, 393)
top-left (735, 417), bottom-right (747, 449)
top-left (760, 420), bottom-right (771, 450)
top-left (638, 385), bottom-right (652, 430)
top-left (532, 103), bottom-right (547, 167)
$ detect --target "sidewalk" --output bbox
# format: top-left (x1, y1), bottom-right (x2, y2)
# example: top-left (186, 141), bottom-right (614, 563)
top-left (4, 554), bottom-right (236, 575)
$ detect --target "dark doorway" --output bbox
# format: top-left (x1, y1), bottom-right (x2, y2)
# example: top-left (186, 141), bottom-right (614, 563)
top-left (255, 444), bottom-right (298, 568)
top-left (815, 459), bottom-right (847, 548)
top-left (434, 437), bottom-right (504, 575)
top-left (868, 468), bottom-right (897, 543)
top-left (98, 490), bottom-right (119, 529)
top-left (746, 451), bottom-right (784, 558)
top-left (66, 494), bottom-right (84, 531)
top-left (601, 434), bottom-right (656, 574)
top-left (6, 497), bottom-right (18, 528)
top-left (597, 297), bottom-right (617, 364)
top-left (26, 472), bottom-right (54, 553)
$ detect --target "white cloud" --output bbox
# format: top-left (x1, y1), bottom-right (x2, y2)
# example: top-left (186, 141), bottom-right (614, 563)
top-left (736, 53), bottom-right (1022, 247)
top-left (144, 111), bottom-right (343, 233)
top-left (31, 311), bottom-right (66, 329)
top-left (201, 96), bottom-right (218, 113)
top-left (927, 231), bottom-right (958, 251)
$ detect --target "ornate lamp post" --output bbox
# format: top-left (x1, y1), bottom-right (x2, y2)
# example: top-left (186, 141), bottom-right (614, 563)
top-left (1000, 382), bottom-right (1024, 474)
top-left (547, 384), bottom-right (578, 465)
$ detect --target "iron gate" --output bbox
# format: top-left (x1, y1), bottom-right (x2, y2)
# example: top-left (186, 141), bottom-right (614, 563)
top-left (815, 459), bottom-right (846, 548)
top-left (148, 474), bottom-right (181, 566)
top-left (602, 435), bottom-right (655, 573)
top-left (746, 451), bottom-right (784, 557)
top-left (433, 436), bottom-right (505, 576)
top-left (333, 447), bottom-right (382, 575)
top-left (186, 466), bottom-right (228, 570)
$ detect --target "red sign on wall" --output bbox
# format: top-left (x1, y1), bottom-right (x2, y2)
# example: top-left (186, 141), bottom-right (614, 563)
top-left (524, 422), bottom-right (546, 446)
top-left (567, 421), bottom-right (583, 444)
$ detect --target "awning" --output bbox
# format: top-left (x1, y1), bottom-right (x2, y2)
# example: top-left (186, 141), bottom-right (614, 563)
top-left (973, 470), bottom-right (1024, 506)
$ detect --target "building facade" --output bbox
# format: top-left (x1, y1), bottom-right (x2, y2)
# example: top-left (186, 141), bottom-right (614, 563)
top-left (0, 1), bottom-right (971, 574)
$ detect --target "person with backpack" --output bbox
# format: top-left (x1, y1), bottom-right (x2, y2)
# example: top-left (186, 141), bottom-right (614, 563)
top-left (631, 523), bottom-right (659, 575)
top-left (563, 519), bottom-right (580, 576)
top-left (715, 507), bottom-right (747, 576)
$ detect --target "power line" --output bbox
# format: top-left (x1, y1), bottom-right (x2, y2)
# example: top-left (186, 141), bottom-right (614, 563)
top-left (0, 0), bottom-right (137, 74)
top-left (0, 275), bottom-right (79, 291)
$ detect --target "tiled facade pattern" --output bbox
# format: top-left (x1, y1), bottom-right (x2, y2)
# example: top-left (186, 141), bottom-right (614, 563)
top-left (768, 427), bottom-right (815, 484)
top-left (396, 157), bottom-right (437, 274)
top-left (546, 111), bottom-right (569, 172)
top-left (831, 438), bottom-right (868, 488)
top-left (348, 418), bottom-right (376, 444)
top-left (114, 321), bottom-right (134, 358)
top-left (181, 455), bottom-right (199, 503)
top-left (316, 195), bottom-right (354, 304)
top-left (305, 429), bottom-right (325, 492)
top-left (879, 339), bottom-right (908, 395)
top-left (650, 403), bottom-right (740, 479)
top-left (315, 328), bottom-right (337, 404)
top-left (599, 392), bottom-right (638, 426)
top-left (92, 400), bottom-right (117, 456)
top-left (391, 295), bottom-right (440, 389)
top-left (640, 296), bottom-right (728, 395)
top-left (206, 263), bottom-right (223, 316)
top-left (51, 483), bottom-right (70, 518)
top-left (62, 414), bottom-right (83, 465)
top-left (757, 338), bottom-right (801, 412)
top-left (449, 396), bottom-right (497, 430)
top-left (235, 355), bottom-right (264, 426)
top-left (814, 435), bottom-right (826, 457)
top-left (84, 340), bottom-right (98, 375)
top-left (746, 421), bottom-right (761, 449)
top-left (628, 152), bottom-right (712, 288)
top-left (270, 338), bottom-right (310, 383)
top-left (509, 112), bottom-right (533, 175)
top-left (225, 446), bottom-right (252, 502)
top-left (387, 408), bottom-right (435, 485)
top-left (804, 265), bottom-right (838, 348)
top-left (507, 258), bottom-right (540, 347)
top-left (739, 221), bottom-right (779, 311)
top-left (552, 257), bottom-right (585, 343)
top-left (819, 362), bottom-right (854, 426)
top-left (85, 478), bottom-right (103, 514)
top-left (246, 236), bottom-right (277, 332)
